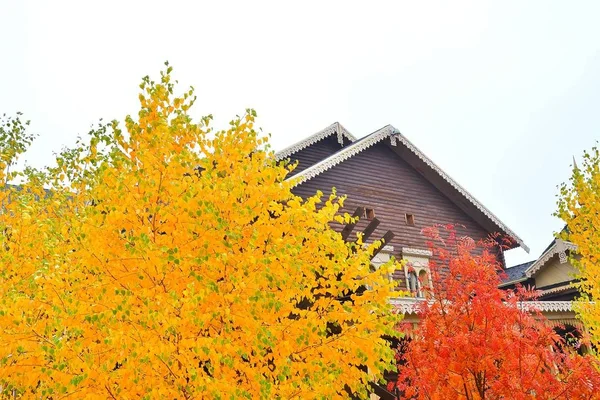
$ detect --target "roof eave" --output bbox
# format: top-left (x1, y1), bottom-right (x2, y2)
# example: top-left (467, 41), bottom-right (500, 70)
top-left (275, 122), bottom-right (356, 161)
top-left (498, 277), bottom-right (529, 288)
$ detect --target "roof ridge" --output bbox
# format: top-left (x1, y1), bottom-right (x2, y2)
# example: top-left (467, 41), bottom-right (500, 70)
top-left (275, 122), bottom-right (356, 160)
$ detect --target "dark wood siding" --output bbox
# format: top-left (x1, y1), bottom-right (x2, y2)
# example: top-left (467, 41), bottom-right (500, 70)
top-left (286, 136), bottom-right (351, 177)
top-left (291, 142), bottom-right (504, 290)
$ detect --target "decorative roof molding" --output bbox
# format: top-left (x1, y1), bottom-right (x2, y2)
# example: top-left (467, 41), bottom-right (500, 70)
top-left (390, 298), bottom-right (574, 314)
top-left (289, 124), bottom-right (528, 252)
top-left (546, 318), bottom-right (584, 330)
top-left (541, 284), bottom-right (574, 297)
top-left (518, 301), bottom-right (573, 313)
top-left (389, 297), bottom-right (428, 314)
top-left (402, 247), bottom-right (433, 257)
top-left (290, 125), bottom-right (397, 184)
top-left (274, 122), bottom-right (356, 161)
top-left (525, 240), bottom-right (578, 278)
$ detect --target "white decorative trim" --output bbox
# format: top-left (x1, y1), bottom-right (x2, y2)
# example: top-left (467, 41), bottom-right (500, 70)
top-left (287, 124), bottom-right (528, 252)
top-left (518, 301), bottom-right (573, 313)
top-left (390, 298), bottom-right (574, 314)
top-left (389, 135), bottom-right (398, 146)
top-left (275, 122), bottom-right (356, 160)
top-left (389, 297), bottom-right (428, 314)
top-left (540, 284), bottom-right (574, 296)
top-left (362, 244), bottom-right (395, 253)
top-left (381, 245), bottom-right (394, 253)
top-left (290, 125), bottom-right (396, 183)
top-left (402, 247), bottom-right (433, 257)
top-left (559, 251), bottom-right (568, 264)
top-left (525, 240), bottom-right (578, 278)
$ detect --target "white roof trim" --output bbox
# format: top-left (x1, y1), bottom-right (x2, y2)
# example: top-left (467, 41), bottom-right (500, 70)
top-left (540, 283), bottom-right (574, 296)
top-left (525, 240), bottom-right (578, 278)
top-left (389, 297), bottom-right (428, 314)
top-left (518, 301), bottom-right (573, 313)
top-left (391, 297), bottom-right (573, 314)
top-left (402, 247), bottom-right (433, 257)
top-left (275, 122), bottom-right (356, 161)
top-left (290, 125), bottom-right (396, 184)
top-left (289, 124), bottom-right (528, 252)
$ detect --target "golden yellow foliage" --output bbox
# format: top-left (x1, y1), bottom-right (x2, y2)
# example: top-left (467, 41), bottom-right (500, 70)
top-left (557, 146), bottom-right (600, 351)
top-left (0, 66), bottom-right (400, 399)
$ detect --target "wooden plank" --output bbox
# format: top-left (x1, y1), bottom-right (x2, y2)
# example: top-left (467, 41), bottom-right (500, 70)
top-left (358, 217), bottom-right (380, 243)
top-left (341, 206), bottom-right (364, 241)
top-left (371, 230), bottom-right (395, 259)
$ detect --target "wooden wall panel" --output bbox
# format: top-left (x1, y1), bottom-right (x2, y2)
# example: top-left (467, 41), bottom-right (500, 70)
top-left (291, 142), bottom-right (505, 290)
top-left (284, 136), bottom-right (350, 177)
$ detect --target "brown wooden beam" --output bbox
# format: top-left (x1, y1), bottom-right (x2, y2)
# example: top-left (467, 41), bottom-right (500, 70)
top-left (359, 218), bottom-right (380, 243)
top-left (371, 230), bottom-right (395, 259)
top-left (341, 207), bottom-right (364, 241)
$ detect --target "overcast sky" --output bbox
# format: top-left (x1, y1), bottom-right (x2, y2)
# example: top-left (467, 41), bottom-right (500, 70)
top-left (2, 1), bottom-right (599, 266)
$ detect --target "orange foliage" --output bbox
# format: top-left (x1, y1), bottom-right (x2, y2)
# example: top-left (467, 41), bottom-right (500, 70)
top-left (389, 225), bottom-right (600, 400)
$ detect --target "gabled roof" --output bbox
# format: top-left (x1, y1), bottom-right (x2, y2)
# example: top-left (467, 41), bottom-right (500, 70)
top-left (525, 238), bottom-right (577, 278)
top-left (287, 124), bottom-right (529, 252)
top-left (275, 122), bottom-right (355, 161)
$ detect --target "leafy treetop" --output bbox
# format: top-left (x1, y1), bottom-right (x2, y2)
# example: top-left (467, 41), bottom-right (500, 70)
top-left (389, 225), bottom-right (600, 400)
top-left (0, 65), bottom-right (400, 399)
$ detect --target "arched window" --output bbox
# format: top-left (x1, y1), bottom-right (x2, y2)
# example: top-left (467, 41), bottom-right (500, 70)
top-left (418, 269), bottom-right (429, 297)
top-left (402, 247), bottom-right (432, 299)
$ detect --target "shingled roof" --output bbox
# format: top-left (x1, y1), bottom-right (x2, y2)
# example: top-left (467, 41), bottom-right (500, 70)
top-left (500, 261), bottom-right (535, 285)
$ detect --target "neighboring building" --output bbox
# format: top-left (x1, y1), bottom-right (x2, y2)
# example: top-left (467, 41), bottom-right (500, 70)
top-left (278, 122), bottom-right (528, 296)
top-left (500, 234), bottom-right (583, 344)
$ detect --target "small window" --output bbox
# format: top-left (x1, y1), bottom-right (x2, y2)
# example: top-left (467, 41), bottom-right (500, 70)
top-left (405, 213), bottom-right (415, 226)
top-left (365, 208), bottom-right (375, 220)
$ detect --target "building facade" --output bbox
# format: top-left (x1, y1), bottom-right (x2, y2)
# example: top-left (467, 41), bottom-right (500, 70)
top-left (278, 123), bottom-right (582, 399)
top-left (278, 122), bottom-right (527, 294)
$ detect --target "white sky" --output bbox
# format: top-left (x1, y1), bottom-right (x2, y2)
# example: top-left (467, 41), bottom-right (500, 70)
top-left (2, 0), bottom-right (599, 266)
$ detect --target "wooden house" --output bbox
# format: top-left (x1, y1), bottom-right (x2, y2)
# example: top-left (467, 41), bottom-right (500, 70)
top-left (278, 122), bottom-right (528, 297)
top-left (278, 123), bottom-right (583, 398)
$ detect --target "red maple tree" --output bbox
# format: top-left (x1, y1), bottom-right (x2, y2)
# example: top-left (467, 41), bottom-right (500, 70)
top-left (389, 225), bottom-right (600, 400)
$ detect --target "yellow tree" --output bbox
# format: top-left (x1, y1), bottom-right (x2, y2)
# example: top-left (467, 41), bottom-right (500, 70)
top-left (0, 65), bottom-right (400, 399)
top-left (557, 146), bottom-right (600, 350)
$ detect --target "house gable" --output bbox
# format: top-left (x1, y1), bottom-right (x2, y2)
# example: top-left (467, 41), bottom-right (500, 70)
top-left (534, 254), bottom-right (578, 289)
top-left (291, 141), bottom-right (506, 287)
top-left (289, 124), bottom-right (528, 252)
